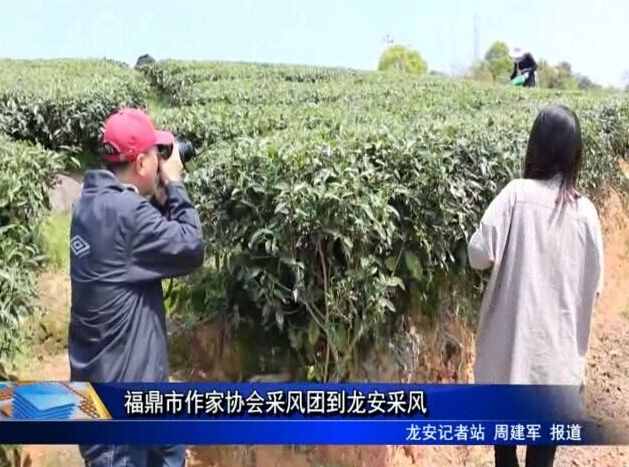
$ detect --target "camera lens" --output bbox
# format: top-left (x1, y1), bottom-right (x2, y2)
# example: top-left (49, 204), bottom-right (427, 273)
top-left (176, 139), bottom-right (196, 164)
top-left (157, 144), bottom-right (171, 160)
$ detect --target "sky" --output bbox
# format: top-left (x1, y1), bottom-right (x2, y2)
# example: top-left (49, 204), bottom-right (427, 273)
top-left (0, 0), bottom-right (626, 88)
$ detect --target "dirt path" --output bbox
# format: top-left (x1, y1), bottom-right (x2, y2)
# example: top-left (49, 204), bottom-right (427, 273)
top-left (15, 190), bottom-right (629, 467)
top-left (551, 190), bottom-right (629, 467)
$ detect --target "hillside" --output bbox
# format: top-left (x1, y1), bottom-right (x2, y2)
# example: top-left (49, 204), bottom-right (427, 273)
top-left (1, 59), bottom-right (629, 466)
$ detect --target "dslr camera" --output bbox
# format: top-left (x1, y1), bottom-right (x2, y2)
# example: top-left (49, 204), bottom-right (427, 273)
top-left (157, 138), bottom-right (197, 165)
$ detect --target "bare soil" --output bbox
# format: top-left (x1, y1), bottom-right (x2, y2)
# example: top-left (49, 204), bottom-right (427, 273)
top-left (15, 187), bottom-right (629, 467)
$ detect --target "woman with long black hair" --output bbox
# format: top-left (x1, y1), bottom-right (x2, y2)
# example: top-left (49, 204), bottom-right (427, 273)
top-left (467, 104), bottom-right (604, 467)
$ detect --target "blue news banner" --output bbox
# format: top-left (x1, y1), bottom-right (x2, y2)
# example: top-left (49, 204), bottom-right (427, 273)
top-left (0, 383), bottom-right (609, 445)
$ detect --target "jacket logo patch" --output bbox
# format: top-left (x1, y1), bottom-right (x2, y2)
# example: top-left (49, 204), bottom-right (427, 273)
top-left (70, 235), bottom-right (91, 257)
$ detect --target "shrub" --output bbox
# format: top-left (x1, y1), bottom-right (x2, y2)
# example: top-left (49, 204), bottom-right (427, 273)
top-left (0, 59), bottom-right (150, 168)
top-left (0, 136), bottom-right (64, 361)
top-left (2, 59), bottom-right (628, 383)
top-left (158, 63), bottom-right (629, 381)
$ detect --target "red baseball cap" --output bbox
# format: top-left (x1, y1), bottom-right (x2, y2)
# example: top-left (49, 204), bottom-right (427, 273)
top-left (101, 108), bottom-right (174, 163)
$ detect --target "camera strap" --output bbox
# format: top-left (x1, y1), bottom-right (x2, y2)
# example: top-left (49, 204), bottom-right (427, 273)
top-left (160, 191), bottom-right (176, 303)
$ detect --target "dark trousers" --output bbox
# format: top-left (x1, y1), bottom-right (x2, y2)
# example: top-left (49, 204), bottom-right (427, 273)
top-left (494, 445), bottom-right (557, 467)
top-left (523, 74), bottom-right (537, 87)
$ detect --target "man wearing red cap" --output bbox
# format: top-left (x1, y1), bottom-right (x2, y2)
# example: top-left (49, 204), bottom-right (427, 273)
top-left (68, 108), bottom-right (204, 466)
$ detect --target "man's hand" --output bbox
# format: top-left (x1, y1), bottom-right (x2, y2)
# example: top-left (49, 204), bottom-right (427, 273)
top-left (153, 183), bottom-right (168, 206)
top-left (159, 143), bottom-right (183, 184)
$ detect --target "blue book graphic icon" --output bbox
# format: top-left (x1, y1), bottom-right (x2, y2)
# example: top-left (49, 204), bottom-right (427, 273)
top-left (13, 383), bottom-right (78, 420)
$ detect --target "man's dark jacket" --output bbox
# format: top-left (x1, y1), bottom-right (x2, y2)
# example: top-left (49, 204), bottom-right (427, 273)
top-left (68, 170), bottom-right (204, 382)
top-left (511, 52), bottom-right (538, 87)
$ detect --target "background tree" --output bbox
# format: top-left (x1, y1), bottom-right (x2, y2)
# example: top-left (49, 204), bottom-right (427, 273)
top-left (537, 61), bottom-right (582, 90)
top-left (472, 41), bottom-right (604, 91)
top-left (535, 59), bottom-right (556, 88)
top-left (622, 70), bottom-right (629, 92)
top-left (483, 41), bottom-right (513, 82)
top-left (376, 37), bottom-right (606, 91)
top-left (574, 74), bottom-right (601, 91)
top-left (468, 60), bottom-right (494, 83)
top-left (552, 61), bottom-right (578, 90)
top-left (378, 45), bottom-right (428, 74)
top-left (135, 54), bottom-right (155, 69)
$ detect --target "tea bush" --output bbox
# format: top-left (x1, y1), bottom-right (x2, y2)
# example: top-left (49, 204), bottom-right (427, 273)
top-left (0, 136), bottom-right (64, 360)
top-left (1, 59), bottom-right (628, 382)
top-left (148, 61), bottom-right (629, 381)
top-left (0, 59), bottom-right (150, 168)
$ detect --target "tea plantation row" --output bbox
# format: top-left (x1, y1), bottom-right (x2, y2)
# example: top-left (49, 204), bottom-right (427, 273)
top-left (1, 59), bottom-right (627, 380)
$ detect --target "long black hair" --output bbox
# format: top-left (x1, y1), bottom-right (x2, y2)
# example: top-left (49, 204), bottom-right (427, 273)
top-left (523, 104), bottom-right (583, 205)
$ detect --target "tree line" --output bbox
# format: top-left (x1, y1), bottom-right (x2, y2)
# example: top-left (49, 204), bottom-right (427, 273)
top-left (378, 40), bottom-right (620, 92)
top-left (135, 47), bottom-right (623, 92)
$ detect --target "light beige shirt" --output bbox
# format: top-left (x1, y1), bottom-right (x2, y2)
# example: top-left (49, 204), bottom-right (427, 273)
top-left (468, 176), bottom-right (604, 385)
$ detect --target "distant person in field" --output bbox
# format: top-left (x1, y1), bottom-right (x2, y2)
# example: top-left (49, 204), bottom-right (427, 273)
top-left (509, 47), bottom-right (538, 87)
top-left (68, 108), bottom-right (204, 467)
top-left (468, 104), bottom-right (604, 467)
